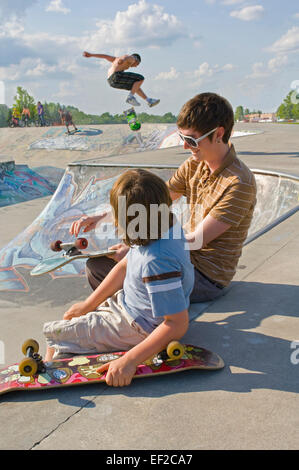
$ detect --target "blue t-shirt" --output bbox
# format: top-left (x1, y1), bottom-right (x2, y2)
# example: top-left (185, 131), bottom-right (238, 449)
top-left (121, 223), bottom-right (194, 334)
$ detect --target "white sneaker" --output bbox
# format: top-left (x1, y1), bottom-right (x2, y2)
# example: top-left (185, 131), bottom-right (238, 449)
top-left (147, 98), bottom-right (160, 108)
top-left (126, 94), bottom-right (141, 106)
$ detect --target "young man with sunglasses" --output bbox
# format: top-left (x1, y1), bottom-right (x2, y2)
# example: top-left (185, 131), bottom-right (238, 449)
top-left (167, 92), bottom-right (257, 301)
top-left (83, 51), bottom-right (160, 108)
top-left (69, 93), bottom-right (256, 305)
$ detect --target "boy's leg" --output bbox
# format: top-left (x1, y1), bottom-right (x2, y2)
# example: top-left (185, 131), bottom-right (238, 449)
top-left (131, 80), bottom-right (147, 99)
top-left (45, 346), bottom-right (55, 362)
top-left (131, 81), bottom-right (160, 108)
top-left (108, 71), bottom-right (160, 107)
top-left (43, 291), bottom-right (148, 358)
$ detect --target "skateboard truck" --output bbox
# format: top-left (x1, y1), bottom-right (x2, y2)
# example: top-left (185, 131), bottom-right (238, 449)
top-left (50, 238), bottom-right (88, 257)
top-left (19, 339), bottom-right (45, 377)
top-left (146, 341), bottom-right (185, 366)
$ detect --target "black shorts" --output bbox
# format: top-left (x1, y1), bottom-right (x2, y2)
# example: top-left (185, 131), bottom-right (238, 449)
top-left (107, 71), bottom-right (144, 91)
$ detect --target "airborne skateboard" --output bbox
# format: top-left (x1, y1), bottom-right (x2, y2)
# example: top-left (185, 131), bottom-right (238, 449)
top-left (30, 237), bottom-right (116, 276)
top-left (0, 339), bottom-right (224, 396)
top-left (124, 107), bottom-right (141, 131)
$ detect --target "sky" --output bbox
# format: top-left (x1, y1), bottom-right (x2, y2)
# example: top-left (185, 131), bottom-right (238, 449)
top-left (0, 0), bottom-right (298, 115)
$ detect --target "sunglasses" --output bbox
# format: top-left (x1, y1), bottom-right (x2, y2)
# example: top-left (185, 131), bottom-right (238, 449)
top-left (177, 127), bottom-right (218, 148)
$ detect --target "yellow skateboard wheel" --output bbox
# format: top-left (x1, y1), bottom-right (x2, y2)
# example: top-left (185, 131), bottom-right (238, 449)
top-left (166, 341), bottom-right (185, 360)
top-left (19, 357), bottom-right (38, 377)
top-left (22, 339), bottom-right (39, 356)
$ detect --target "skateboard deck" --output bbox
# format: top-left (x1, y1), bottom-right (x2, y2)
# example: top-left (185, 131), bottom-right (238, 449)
top-left (30, 249), bottom-right (116, 276)
top-left (0, 344), bottom-right (224, 396)
top-left (30, 237), bottom-right (115, 276)
top-left (124, 107), bottom-right (141, 131)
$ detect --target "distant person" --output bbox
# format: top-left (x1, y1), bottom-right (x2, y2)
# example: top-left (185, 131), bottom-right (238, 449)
top-left (59, 108), bottom-right (78, 134)
top-left (11, 107), bottom-right (20, 126)
top-left (22, 106), bottom-right (30, 127)
top-left (37, 101), bottom-right (45, 127)
top-left (83, 51), bottom-right (160, 108)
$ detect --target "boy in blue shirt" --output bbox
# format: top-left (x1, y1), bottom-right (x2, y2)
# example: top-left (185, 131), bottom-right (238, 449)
top-left (44, 169), bottom-right (194, 387)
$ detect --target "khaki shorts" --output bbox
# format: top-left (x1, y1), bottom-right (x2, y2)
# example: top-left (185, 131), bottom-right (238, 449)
top-left (43, 291), bottom-right (148, 358)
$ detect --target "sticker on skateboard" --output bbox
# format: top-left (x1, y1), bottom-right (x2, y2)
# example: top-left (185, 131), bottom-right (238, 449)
top-left (30, 237), bottom-right (116, 276)
top-left (0, 339), bottom-right (224, 396)
top-left (124, 107), bottom-right (141, 131)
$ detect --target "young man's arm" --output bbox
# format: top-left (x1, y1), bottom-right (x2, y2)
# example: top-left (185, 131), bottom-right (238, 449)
top-left (83, 52), bottom-right (116, 62)
top-left (168, 189), bottom-right (231, 249)
top-left (185, 214), bottom-right (231, 250)
top-left (63, 256), bottom-right (128, 320)
top-left (97, 309), bottom-right (189, 387)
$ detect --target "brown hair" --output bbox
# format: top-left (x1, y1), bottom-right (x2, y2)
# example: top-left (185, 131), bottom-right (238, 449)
top-left (177, 92), bottom-right (234, 143)
top-left (110, 169), bottom-right (173, 247)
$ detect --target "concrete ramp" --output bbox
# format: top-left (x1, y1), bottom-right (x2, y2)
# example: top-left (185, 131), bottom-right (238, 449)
top-left (0, 163), bottom-right (298, 293)
top-left (0, 160), bottom-right (56, 207)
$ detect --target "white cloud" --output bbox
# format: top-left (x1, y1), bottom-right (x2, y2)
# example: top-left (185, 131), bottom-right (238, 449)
top-left (269, 26), bottom-right (299, 54)
top-left (154, 67), bottom-right (179, 80)
top-left (222, 0), bottom-right (244, 5)
top-left (53, 81), bottom-right (77, 99)
top-left (81, 0), bottom-right (185, 50)
top-left (46, 0), bottom-right (70, 15)
top-left (247, 55), bottom-right (288, 79)
top-left (190, 62), bottom-right (235, 86)
top-left (230, 5), bottom-right (264, 21)
top-left (0, 0), bottom-right (37, 24)
top-left (268, 55), bottom-right (288, 72)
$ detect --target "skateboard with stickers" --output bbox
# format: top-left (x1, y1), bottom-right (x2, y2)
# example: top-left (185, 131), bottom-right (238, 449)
top-left (0, 339), bottom-right (224, 396)
top-left (30, 237), bottom-right (116, 276)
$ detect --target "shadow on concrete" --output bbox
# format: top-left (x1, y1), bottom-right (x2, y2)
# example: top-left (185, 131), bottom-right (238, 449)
top-left (77, 129), bottom-right (103, 137)
top-left (0, 268), bottom-right (90, 308)
top-left (1, 282), bottom-right (297, 406)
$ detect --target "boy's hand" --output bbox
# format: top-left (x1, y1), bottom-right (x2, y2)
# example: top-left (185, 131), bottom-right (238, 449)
top-left (64, 301), bottom-right (90, 320)
top-left (106, 243), bottom-right (129, 263)
top-left (96, 356), bottom-right (137, 387)
top-left (69, 213), bottom-right (107, 237)
top-left (83, 51), bottom-right (91, 57)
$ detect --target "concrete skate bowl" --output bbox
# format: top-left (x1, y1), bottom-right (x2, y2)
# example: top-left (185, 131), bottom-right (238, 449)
top-left (0, 164), bottom-right (298, 293)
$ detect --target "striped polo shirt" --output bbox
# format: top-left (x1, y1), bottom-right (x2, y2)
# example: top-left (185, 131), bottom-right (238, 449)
top-left (167, 144), bottom-right (257, 287)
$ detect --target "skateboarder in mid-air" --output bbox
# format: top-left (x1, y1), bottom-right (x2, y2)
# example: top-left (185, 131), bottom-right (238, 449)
top-left (83, 51), bottom-right (160, 108)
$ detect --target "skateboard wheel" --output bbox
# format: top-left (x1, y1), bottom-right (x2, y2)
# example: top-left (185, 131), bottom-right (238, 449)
top-left (22, 339), bottom-right (39, 356)
top-left (75, 238), bottom-right (88, 250)
top-left (166, 341), bottom-right (185, 360)
top-left (19, 357), bottom-right (38, 377)
top-left (51, 240), bottom-right (62, 252)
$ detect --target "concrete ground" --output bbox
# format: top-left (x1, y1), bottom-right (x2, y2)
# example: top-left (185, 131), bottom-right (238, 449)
top-left (0, 123), bottom-right (298, 450)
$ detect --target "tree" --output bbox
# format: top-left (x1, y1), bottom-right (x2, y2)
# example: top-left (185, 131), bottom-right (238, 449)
top-left (235, 106), bottom-right (244, 121)
top-left (13, 86), bottom-right (37, 119)
top-left (276, 91), bottom-right (299, 120)
top-left (0, 104), bottom-right (9, 127)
